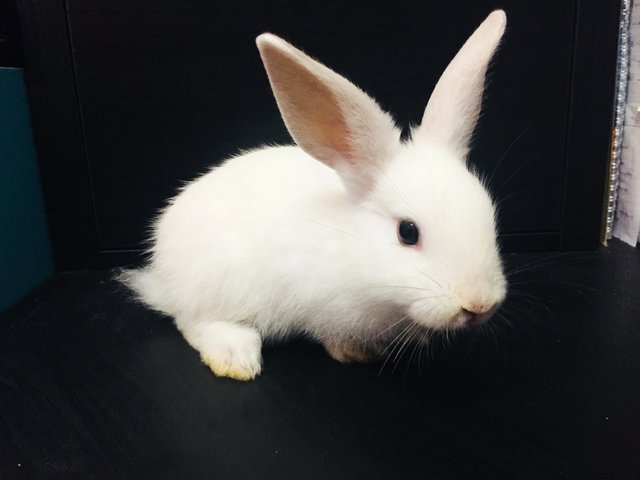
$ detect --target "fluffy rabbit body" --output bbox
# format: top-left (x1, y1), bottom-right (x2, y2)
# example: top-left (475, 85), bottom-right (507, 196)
top-left (124, 11), bottom-right (508, 380)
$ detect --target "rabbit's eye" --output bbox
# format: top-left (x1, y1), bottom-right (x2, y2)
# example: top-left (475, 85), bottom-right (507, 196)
top-left (398, 220), bottom-right (419, 246)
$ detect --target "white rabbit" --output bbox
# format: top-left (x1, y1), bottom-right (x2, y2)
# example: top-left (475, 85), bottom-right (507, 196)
top-left (122, 10), bottom-right (508, 381)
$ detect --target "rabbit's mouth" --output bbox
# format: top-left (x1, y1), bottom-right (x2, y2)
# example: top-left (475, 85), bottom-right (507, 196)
top-left (449, 303), bottom-right (500, 330)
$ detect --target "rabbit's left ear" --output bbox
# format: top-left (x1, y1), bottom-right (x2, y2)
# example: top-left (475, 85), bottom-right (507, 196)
top-left (257, 34), bottom-right (400, 198)
top-left (416, 10), bottom-right (506, 158)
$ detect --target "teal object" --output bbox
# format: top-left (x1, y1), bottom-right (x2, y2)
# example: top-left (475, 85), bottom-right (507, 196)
top-left (0, 67), bottom-right (53, 313)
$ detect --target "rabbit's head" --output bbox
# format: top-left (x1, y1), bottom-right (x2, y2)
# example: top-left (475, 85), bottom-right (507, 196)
top-left (257, 11), bottom-right (507, 331)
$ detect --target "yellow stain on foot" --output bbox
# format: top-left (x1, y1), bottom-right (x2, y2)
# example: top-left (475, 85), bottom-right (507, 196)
top-left (201, 354), bottom-right (258, 382)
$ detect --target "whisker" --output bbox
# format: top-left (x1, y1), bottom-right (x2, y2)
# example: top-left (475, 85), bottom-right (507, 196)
top-left (374, 315), bottom-right (410, 340)
top-left (508, 278), bottom-right (597, 292)
top-left (410, 267), bottom-right (444, 288)
top-left (506, 290), bottom-right (552, 315)
top-left (392, 323), bottom-right (417, 362)
top-left (379, 172), bottom-right (419, 219)
top-left (379, 322), bottom-right (415, 375)
top-left (487, 122), bottom-right (533, 185)
top-left (392, 323), bottom-right (421, 373)
top-left (493, 310), bottom-right (518, 334)
top-left (412, 294), bottom-right (447, 304)
top-left (495, 184), bottom-right (554, 209)
top-left (306, 220), bottom-right (367, 241)
top-left (404, 329), bottom-right (425, 377)
top-left (417, 330), bottom-right (431, 373)
top-left (493, 152), bottom-right (542, 199)
top-left (381, 322), bottom-right (414, 356)
top-left (505, 251), bottom-right (598, 277)
top-left (346, 285), bottom-right (441, 293)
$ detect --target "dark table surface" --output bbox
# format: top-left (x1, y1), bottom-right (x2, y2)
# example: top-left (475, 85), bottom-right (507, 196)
top-left (1, 241), bottom-right (639, 480)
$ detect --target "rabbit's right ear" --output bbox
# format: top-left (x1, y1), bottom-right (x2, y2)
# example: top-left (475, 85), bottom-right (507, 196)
top-left (256, 34), bottom-right (400, 199)
top-left (416, 10), bottom-right (506, 158)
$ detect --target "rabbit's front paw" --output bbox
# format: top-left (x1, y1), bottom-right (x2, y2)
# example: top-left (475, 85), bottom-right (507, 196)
top-left (201, 347), bottom-right (262, 381)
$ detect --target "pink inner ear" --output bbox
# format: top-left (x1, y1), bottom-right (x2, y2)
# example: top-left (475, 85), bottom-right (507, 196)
top-left (257, 34), bottom-right (400, 198)
top-left (260, 42), bottom-right (354, 168)
top-left (316, 116), bottom-right (354, 165)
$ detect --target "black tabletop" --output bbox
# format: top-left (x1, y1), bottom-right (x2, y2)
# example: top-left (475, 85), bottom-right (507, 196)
top-left (1, 241), bottom-right (639, 479)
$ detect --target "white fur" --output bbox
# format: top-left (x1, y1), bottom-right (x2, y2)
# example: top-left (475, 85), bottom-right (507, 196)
top-left (122, 11), bottom-right (508, 380)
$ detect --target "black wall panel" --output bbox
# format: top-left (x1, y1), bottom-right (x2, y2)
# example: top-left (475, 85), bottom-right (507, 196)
top-left (0, 0), bottom-right (23, 67)
top-left (18, 0), bottom-right (621, 269)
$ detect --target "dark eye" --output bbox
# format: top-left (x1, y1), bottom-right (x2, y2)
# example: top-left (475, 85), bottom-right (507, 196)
top-left (398, 220), bottom-right (419, 246)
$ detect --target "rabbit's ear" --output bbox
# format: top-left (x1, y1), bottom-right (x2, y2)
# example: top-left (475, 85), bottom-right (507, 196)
top-left (256, 34), bottom-right (400, 198)
top-left (417, 10), bottom-right (506, 157)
